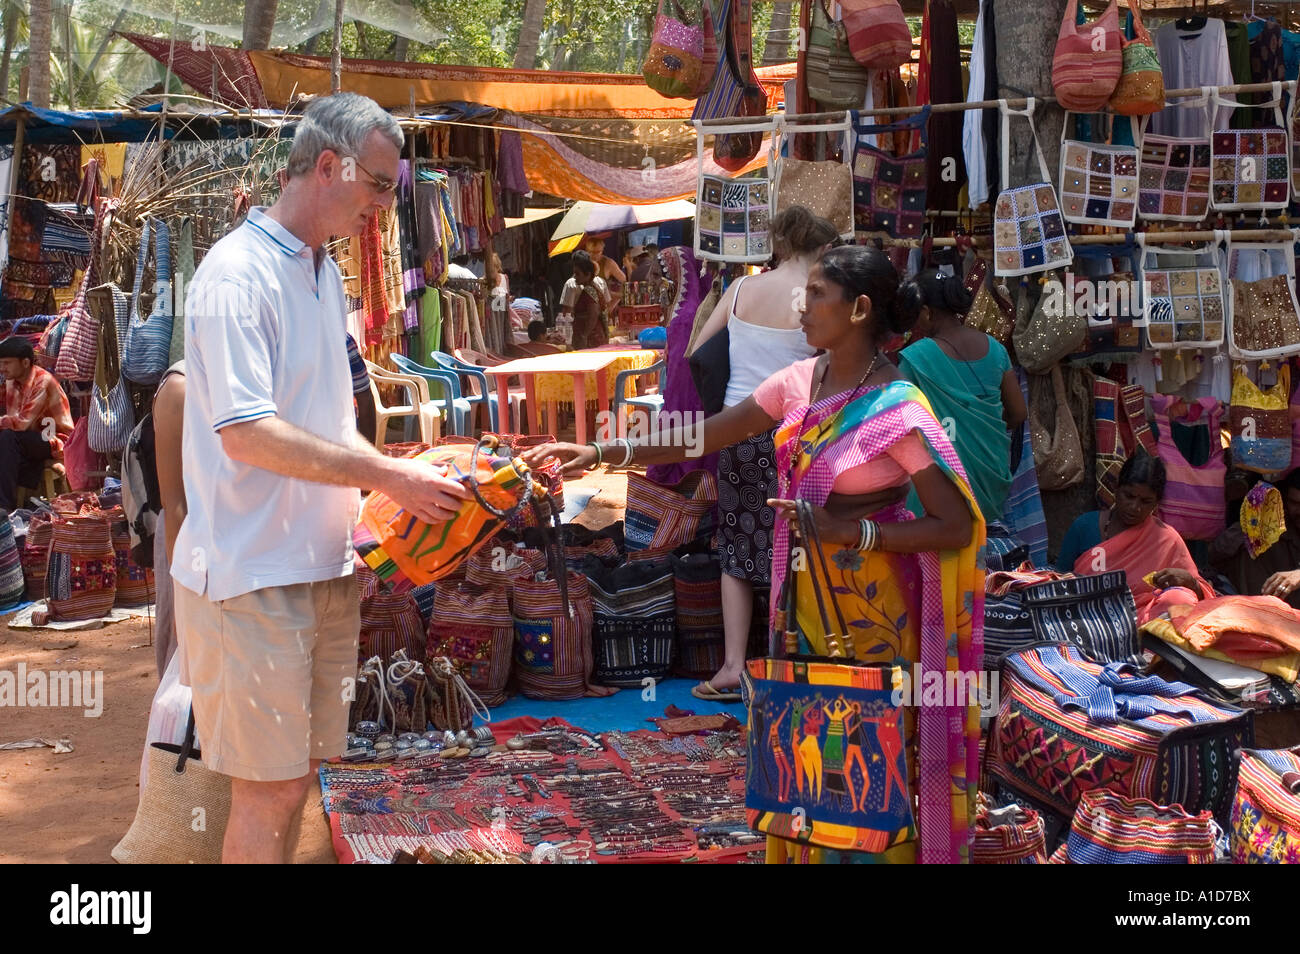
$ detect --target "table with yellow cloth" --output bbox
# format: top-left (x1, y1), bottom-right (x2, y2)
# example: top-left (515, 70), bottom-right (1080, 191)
top-left (533, 348), bottom-right (659, 407)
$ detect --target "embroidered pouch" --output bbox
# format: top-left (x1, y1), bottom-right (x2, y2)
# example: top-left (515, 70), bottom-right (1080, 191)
top-left (993, 99), bottom-right (1073, 277)
top-left (852, 106), bottom-right (929, 241)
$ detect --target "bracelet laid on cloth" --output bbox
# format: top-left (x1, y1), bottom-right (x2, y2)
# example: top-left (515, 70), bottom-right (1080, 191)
top-left (588, 441), bottom-right (603, 466)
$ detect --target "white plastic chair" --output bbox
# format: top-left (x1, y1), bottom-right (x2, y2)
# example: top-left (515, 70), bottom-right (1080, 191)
top-left (364, 360), bottom-right (439, 450)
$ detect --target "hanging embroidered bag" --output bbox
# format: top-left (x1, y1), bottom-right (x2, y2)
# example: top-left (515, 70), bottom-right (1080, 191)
top-left (774, 113), bottom-right (855, 239)
top-left (694, 120), bottom-right (777, 263)
top-left (1051, 0), bottom-right (1122, 113)
top-left (1230, 363), bottom-right (1292, 474)
top-left (963, 262), bottom-right (1015, 344)
top-left (839, 0), bottom-right (911, 69)
top-left (1211, 85), bottom-right (1290, 212)
top-left (990, 643), bottom-right (1253, 827)
top-left (806, 0), bottom-right (870, 108)
top-left (1058, 114), bottom-right (1140, 228)
top-left (852, 106), bottom-right (930, 241)
top-left (642, 0), bottom-right (707, 100)
top-left (1013, 271), bottom-right (1088, 373)
top-left (1138, 237), bottom-right (1226, 351)
top-left (1150, 393), bottom-right (1227, 540)
top-left (1138, 91), bottom-right (1214, 222)
top-left (711, 0), bottom-right (767, 172)
top-left (121, 218), bottom-right (175, 386)
top-left (1094, 376), bottom-right (1156, 507)
top-left (993, 99), bottom-right (1073, 277)
top-left (1027, 364), bottom-right (1085, 491)
top-left (1053, 789), bottom-right (1217, 864)
top-left (53, 198), bottom-right (108, 382)
top-left (1231, 747), bottom-right (1300, 864)
top-left (1226, 241), bottom-right (1300, 361)
top-left (86, 284), bottom-right (135, 455)
top-left (1108, 0), bottom-right (1164, 116)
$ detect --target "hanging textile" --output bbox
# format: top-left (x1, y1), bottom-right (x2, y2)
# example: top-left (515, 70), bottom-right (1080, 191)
top-left (396, 160), bottom-right (426, 332)
top-left (923, 0), bottom-right (967, 219)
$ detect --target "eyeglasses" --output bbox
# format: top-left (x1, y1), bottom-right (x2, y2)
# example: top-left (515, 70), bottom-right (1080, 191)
top-left (344, 154), bottom-right (397, 195)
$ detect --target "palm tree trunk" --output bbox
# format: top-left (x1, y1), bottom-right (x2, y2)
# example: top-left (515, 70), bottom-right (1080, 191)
top-left (0, 2), bottom-right (18, 101)
top-left (762, 1), bottom-right (792, 66)
top-left (28, 0), bottom-right (53, 108)
top-left (242, 0), bottom-right (280, 51)
top-left (514, 0), bottom-right (546, 69)
top-left (331, 0), bottom-right (344, 92)
top-left (393, 0), bottom-right (412, 60)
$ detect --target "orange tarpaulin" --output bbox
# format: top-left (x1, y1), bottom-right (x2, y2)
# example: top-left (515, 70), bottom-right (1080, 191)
top-left (248, 51), bottom-right (790, 118)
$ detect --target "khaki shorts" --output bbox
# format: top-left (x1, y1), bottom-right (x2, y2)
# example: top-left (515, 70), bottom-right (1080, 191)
top-left (175, 576), bottom-right (360, 782)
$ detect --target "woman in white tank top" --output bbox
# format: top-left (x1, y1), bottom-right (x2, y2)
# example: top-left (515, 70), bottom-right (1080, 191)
top-left (683, 207), bottom-right (835, 700)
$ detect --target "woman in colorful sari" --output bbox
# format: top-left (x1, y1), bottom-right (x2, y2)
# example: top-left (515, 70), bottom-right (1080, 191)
top-left (899, 267), bottom-right (1026, 524)
top-left (1057, 452), bottom-right (1215, 625)
top-left (526, 246), bottom-right (986, 864)
top-left (646, 246), bottom-right (718, 486)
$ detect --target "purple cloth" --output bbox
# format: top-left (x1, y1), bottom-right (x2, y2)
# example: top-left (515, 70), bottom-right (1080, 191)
top-left (496, 131), bottom-right (530, 195)
top-left (648, 247), bottom-right (719, 485)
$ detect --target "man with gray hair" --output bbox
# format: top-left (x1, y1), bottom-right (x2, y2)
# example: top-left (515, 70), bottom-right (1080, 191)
top-left (173, 92), bottom-right (470, 863)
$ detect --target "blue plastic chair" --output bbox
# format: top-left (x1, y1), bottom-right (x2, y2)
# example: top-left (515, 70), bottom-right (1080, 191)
top-left (612, 359), bottom-right (665, 436)
top-left (389, 354), bottom-right (473, 435)
top-left (428, 352), bottom-right (499, 433)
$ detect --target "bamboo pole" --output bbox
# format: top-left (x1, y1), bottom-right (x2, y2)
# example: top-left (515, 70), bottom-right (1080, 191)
top-left (873, 228), bottom-right (1298, 249)
top-left (698, 81), bottom-right (1300, 126)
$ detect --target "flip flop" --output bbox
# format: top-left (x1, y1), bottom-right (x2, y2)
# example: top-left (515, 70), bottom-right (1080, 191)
top-left (691, 681), bottom-right (742, 703)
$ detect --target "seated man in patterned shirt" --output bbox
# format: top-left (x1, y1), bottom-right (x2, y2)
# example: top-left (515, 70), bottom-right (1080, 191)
top-left (0, 337), bottom-right (73, 511)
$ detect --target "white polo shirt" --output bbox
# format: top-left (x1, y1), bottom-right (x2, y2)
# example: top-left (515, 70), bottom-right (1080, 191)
top-left (171, 207), bottom-right (360, 602)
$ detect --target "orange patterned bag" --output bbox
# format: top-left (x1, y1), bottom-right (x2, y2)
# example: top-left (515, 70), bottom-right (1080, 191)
top-left (354, 437), bottom-right (552, 588)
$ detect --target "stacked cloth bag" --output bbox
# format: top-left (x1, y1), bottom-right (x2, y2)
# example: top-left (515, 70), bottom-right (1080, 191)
top-left (989, 644), bottom-right (1254, 827)
top-left (356, 566), bottom-right (425, 663)
top-left (1231, 747), bottom-right (1300, 863)
top-left (1049, 789), bottom-right (1218, 863)
top-left (982, 568), bottom-right (1067, 670)
top-left (972, 793), bottom-right (1048, 864)
top-left (20, 511), bottom-right (55, 601)
top-left (585, 551), bottom-right (677, 686)
top-left (0, 515), bottom-right (28, 607)
top-left (45, 511), bottom-right (117, 621)
top-left (105, 504), bottom-right (154, 606)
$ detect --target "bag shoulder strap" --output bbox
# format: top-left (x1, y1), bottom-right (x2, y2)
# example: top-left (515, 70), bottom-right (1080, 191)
top-left (999, 98), bottom-right (1051, 189)
top-left (1213, 81), bottom-right (1285, 128)
top-left (853, 104), bottom-right (931, 145)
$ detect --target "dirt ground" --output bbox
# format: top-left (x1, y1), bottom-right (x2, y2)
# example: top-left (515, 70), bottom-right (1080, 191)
top-left (0, 468), bottom-right (630, 865)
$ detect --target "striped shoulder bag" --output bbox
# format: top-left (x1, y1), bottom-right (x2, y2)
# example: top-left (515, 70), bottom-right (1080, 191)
top-left (121, 218), bottom-right (174, 387)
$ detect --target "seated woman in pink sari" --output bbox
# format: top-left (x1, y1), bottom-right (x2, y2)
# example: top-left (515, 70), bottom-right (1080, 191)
top-left (1056, 452), bottom-right (1214, 625)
